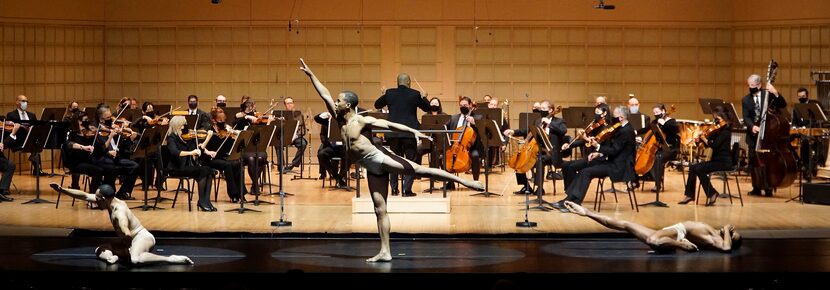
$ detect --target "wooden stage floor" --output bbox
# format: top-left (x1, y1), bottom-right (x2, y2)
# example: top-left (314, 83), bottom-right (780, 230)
top-left (0, 164), bottom-right (828, 236)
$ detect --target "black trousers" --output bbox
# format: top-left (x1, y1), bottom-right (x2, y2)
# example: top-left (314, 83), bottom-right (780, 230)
top-left (206, 158), bottom-right (242, 199)
top-left (684, 161), bottom-right (731, 198)
top-left (746, 134), bottom-right (771, 192)
top-left (515, 154), bottom-right (553, 187)
top-left (135, 153), bottom-right (162, 190)
top-left (94, 157), bottom-right (138, 196)
top-left (318, 143), bottom-right (348, 180)
top-left (650, 148), bottom-right (678, 188)
top-left (70, 163), bottom-right (104, 193)
top-left (242, 152), bottom-right (268, 194)
top-left (0, 156), bottom-right (14, 193)
top-left (169, 166), bottom-right (214, 207)
top-left (388, 137), bottom-right (419, 193)
top-left (277, 137), bottom-right (307, 168)
top-left (565, 163), bottom-right (614, 204)
top-left (562, 158), bottom-right (601, 190)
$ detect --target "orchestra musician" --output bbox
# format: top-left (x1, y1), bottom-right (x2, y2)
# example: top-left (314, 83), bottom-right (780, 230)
top-left (504, 100), bottom-right (567, 194)
top-left (215, 95), bottom-right (228, 109)
top-left (0, 122), bottom-right (21, 202)
top-left (132, 102), bottom-right (169, 191)
top-left (129, 97), bottom-right (139, 110)
top-left (374, 73), bottom-right (431, 196)
top-left (200, 108), bottom-right (245, 203)
top-left (65, 111), bottom-right (104, 193)
top-left (551, 106), bottom-right (636, 212)
top-left (792, 87), bottom-right (822, 128)
top-left (642, 104), bottom-right (680, 193)
top-left (314, 111), bottom-right (349, 189)
top-left (417, 97), bottom-right (446, 168)
top-left (233, 100), bottom-right (271, 196)
top-left (278, 97), bottom-right (307, 173)
top-left (444, 96), bottom-right (484, 190)
top-left (487, 97), bottom-right (510, 168)
top-left (742, 74), bottom-right (786, 197)
top-left (560, 103), bottom-right (612, 191)
top-left (185, 95), bottom-right (212, 131)
top-left (164, 116), bottom-right (216, 211)
top-left (678, 106), bottom-right (733, 206)
top-left (6, 95), bottom-right (44, 176)
top-left (62, 101), bottom-right (81, 123)
top-left (628, 97), bottom-right (651, 136)
top-left (92, 105), bottom-right (139, 200)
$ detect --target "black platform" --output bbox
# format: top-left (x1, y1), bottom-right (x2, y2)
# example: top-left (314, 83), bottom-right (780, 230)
top-left (2, 230), bottom-right (830, 289)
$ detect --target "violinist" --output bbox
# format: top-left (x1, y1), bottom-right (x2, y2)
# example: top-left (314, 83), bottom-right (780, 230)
top-left (278, 96), bottom-right (307, 173)
top-left (503, 100), bottom-right (567, 195)
top-left (65, 111), bottom-right (104, 193)
top-left (234, 95), bottom-right (252, 120)
top-left (742, 74), bottom-right (786, 197)
top-left (233, 100), bottom-right (269, 196)
top-left (443, 96), bottom-right (483, 192)
top-left (185, 95), bottom-right (212, 130)
top-left (62, 101), bottom-right (81, 123)
top-left (6, 94), bottom-right (44, 176)
top-left (550, 106), bottom-right (636, 212)
top-left (0, 121), bottom-right (21, 202)
top-left (559, 103), bottom-right (612, 191)
top-left (679, 106), bottom-right (733, 206)
top-left (92, 105), bottom-right (139, 200)
top-left (134, 102), bottom-right (169, 131)
top-left (200, 108), bottom-right (245, 203)
top-left (641, 104), bottom-right (680, 193)
top-left (163, 116), bottom-right (216, 211)
top-left (133, 102), bottom-right (167, 191)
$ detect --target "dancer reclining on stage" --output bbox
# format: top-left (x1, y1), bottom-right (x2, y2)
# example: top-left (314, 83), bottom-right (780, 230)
top-left (50, 183), bottom-right (193, 266)
top-left (563, 201), bottom-right (742, 253)
top-left (299, 58), bottom-right (484, 262)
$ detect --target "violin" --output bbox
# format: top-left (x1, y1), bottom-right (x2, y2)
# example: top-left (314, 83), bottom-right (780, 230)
top-left (252, 101), bottom-right (279, 125)
top-left (565, 117), bottom-right (606, 149)
top-left (694, 118), bottom-right (728, 146)
top-left (587, 122), bottom-right (622, 147)
top-left (181, 129), bottom-right (208, 141)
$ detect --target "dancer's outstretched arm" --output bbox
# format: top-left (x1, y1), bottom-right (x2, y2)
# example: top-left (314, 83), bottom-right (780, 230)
top-left (299, 58), bottom-right (336, 115)
top-left (50, 183), bottom-right (96, 202)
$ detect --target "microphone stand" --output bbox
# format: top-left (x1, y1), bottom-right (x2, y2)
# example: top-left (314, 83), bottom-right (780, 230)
top-left (517, 93), bottom-right (537, 227)
top-left (271, 108), bottom-right (292, 227)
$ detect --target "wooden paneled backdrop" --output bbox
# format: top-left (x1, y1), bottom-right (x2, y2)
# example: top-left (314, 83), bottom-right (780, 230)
top-left (1, 0), bottom-right (829, 135)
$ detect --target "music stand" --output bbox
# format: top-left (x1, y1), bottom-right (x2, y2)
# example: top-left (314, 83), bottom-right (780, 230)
top-left (21, 123), bottom-right (53, 204)
top-left (223, 107), bottom-right (241, 128)
top-left (276, 110), bottom-right (313, 180)
top-left (790, 103), bottom-right (827, 203)
top-left (155, 105), bottom-right (172, 116)
top-left (273, 113), bottom-right (297, 197)
top-left (40, 107), bottom-right (68, 177)
top-left (518, 113), bottom-right (542, 133)
top-left (84, 107), bottom-right (98, 124)
top-left (699, 98), bottom-right (725, 115)
top-left (628, 113), bottom-right (648, 133)
top-left (248, 124), bottom-right (277, 204)
top-left (226, 131), bottom-right (259, 214)
top-left (325, 117), bottom-right (353, 190)
top-left (527, 125), bottom-right (553, 211)
top-left (710, 102), bottom-right (742, 130)
top-left (131, 126), bottom-right (165, 211)
top-left (471, 120), bottom-right (503, 197)
top-left (477, 108), bottom-right (503, 123)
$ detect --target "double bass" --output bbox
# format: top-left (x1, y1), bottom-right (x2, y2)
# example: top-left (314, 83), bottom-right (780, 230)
top-left (750, 59), bottom-right (797, 190)
top-left (445, 113), bottom-right (476, 173)
top-left (634, 105), bottom-right (675, 175)
top-left (508, 106), bottom-right (560, 173)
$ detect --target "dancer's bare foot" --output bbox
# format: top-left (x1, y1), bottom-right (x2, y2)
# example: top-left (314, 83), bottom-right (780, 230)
top-left (169, 255), bottom-right (194, 265)
top-left (464, 180), bottom-right (485, 191)
top-left (366, 251), bottom-right (392, 263)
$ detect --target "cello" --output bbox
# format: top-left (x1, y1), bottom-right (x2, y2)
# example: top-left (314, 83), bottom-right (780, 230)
top-left (508, 106), bottom-right (560, 173)
top-left (750, 59), bottom-right (797, 190)
top-left (445, 113), bottom-right (476, 173)
top-left (634, 105), bottom-right (675, 175)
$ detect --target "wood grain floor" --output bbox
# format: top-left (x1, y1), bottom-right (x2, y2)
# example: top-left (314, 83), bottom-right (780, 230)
top-left (1, 164), bottom-right (828, 235)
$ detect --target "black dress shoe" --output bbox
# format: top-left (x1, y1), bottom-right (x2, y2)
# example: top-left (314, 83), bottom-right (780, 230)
top-left (391, 188), bottom-right (399, 196)
top-left (513, 185), bottom-right (531, 195)
top-left (402, 191), bottom-right (417, 197)
top-left (764, 190), bottom-right (773, 197)
top-left (705, 196), bottom-right (718, 206)
top-left (197, 204), bottom-right (217, 212)
top-left (0, 194), bottom-right (12, 202)
top-left (116, 194), bottom-right (134, 200)
top-left (748, 189), bottom-right (762, 196)
top-left (650, 187), bottom-right (661, 193)
top-left (678, 196), bottom-right (694, 204)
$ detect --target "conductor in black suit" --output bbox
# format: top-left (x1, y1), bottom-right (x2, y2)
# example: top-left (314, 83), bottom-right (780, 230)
top-left (6, 94), bottom-right (43, 175)
top-left (741, 74), bottom-right (786, 197)
top-left (374, 73), bottom-right (431, 196)
top-left (185, 95), bottom-right (212, 131)
top-left (551, 106), bottom-right (636, 212)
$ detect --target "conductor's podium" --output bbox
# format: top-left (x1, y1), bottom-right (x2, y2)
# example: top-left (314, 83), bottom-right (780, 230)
top-left (352, 195), bottom-right (451, 213)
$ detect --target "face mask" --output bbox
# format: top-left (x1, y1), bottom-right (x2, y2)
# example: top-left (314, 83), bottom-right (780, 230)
top-left (71, 107), bottom-right (79, 113)
top-left (104, 119), bottom-right (113, 127)
top-left (182, 127), bottom-right (190, 134)
top-left (799, 98), bottom-right (808, 104)
top-left (431, 105), bottom-right (440, 112)
top-left (188, 102), bottom-right (198, 110)
top-left (595, 114), bottom-right (603, 121)
top-left (540, 111), bottom-right (550, 118)
top-left (216, 121), bottom-right (226, 128)
top-left (655, 113), bottom-right (664, 119)
top-left (630, 105), bottom-right (639, 114)
top-left (532, 109), bottom-right (540, 113)
top-left (20, 101), bottom-right (28, 111)
top-left (749, 87), bottom-right (760, 95)
top-left (610, 116), bottom-right (620, 124)
top-left (146, 111), bottom-right (156, 118)
top-left (81, 120), bottom-right (90, 127)
top-left (217, 102), bottom-right (227, 108)
top-left (460, 107), bottom-right (470, 115)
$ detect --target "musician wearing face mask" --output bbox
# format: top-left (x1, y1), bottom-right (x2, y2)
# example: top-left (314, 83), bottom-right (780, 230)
top-left (185, 95), bottom-right (211, 131)
top-left (679, 106), bottom-right (733, 206)
top-left (417, 97), bottom-right (446, 169)
top-left (6, 94), bottom-right (44, 175)
top-left (200, 108), bottom-right (245, 202)
top-left (314, 111), bottom-right (349, 189)
top-left (742, 74), bottom-right (786, 197)
top-left (559, 103), bottom-right (612, 192)
top-left (233, 100), bottom-right (269, 196)
top-left (641, 104), bottom-right (680, 193)
top-left (444, 96), bottom-right (484, 191)
top-left (62, 101), bottom-right (81, 123)
top-left (215, 95), bottom-right (228, 109)
top-left (550, 106), bottom-right (636, 212)
top-left (628, 97), bottom-right (651, 136)
top-left (532, 102), bottom-right (542, 113)
top-left (92, 105), bottom-right (139, 200)
top-left (504, 101), bottom-right (567, 194)
top-left (792, 87), bottom-right (822, 128)
top-left (164, 116), bottom-right (216, 211)
top-left (65, 112), bottom-right (104, 193)
top-left (132, 102), bottom-right (167, 191)
top-left (374, 73), bottom-right (431, 196)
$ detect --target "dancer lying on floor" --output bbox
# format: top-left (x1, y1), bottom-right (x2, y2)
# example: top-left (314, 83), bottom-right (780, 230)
top-left (50, 183), bottom-right (193, 265)
top-left (564, 201), bottom-right (742, 253)
top-left (299, 58), bottom-right (484, 262)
